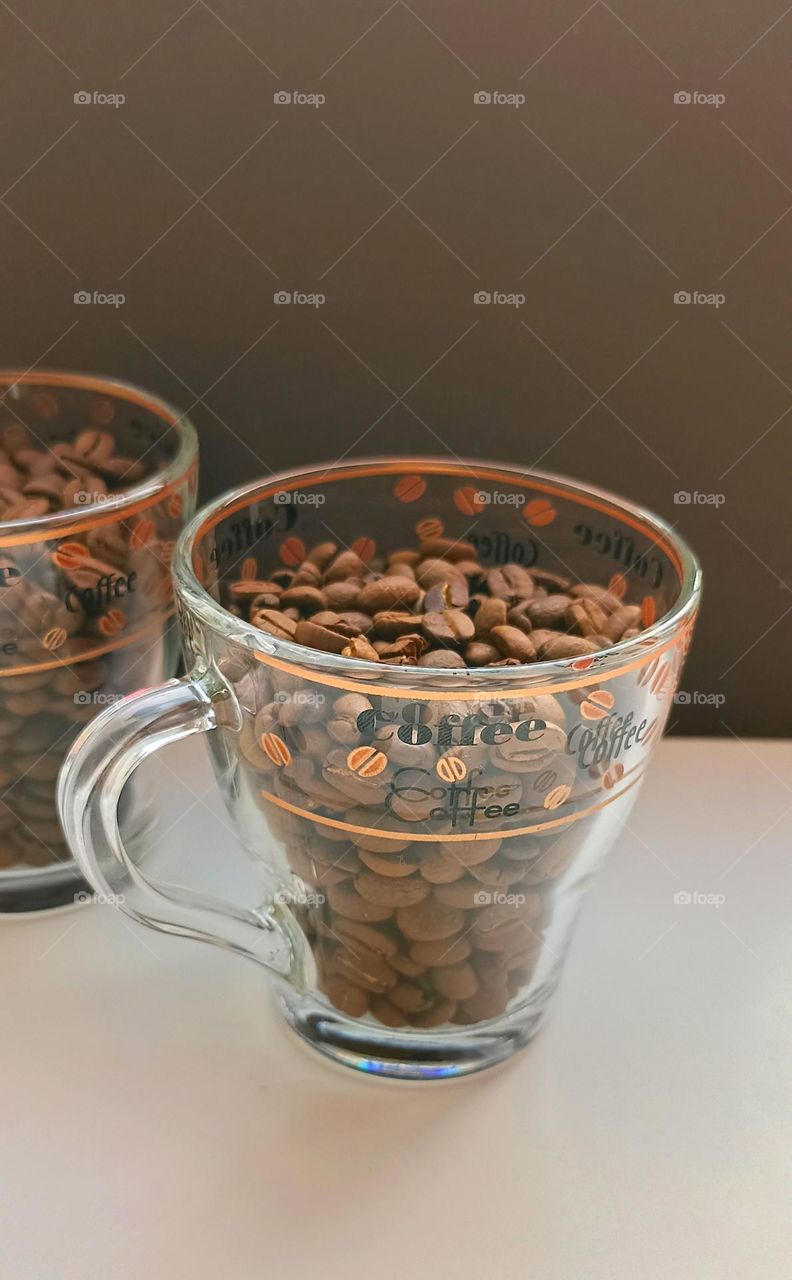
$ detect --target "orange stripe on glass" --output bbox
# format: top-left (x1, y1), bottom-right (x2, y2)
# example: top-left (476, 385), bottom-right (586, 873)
top-left (0, 608), bottom-right (175, 677)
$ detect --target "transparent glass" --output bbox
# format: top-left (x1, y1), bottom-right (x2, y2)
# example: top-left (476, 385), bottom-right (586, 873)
top-left (0, 371), bottom-right (198, 911)
top-left (58, 459), bottom-right (701, 1078)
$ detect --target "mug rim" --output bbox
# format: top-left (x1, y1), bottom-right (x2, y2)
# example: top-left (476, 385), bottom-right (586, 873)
top-left (174, 456), bottom-right (702, 692)
top-left (0, 369), bottom-right (198, 543)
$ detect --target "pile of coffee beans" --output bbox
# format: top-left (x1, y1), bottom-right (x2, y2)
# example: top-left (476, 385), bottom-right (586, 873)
top-left (244, 674), bottom-right (579, 1029)
top-left (0, 423), bottom-right (147, 519)
top-left (229, 533), bottom-right (653, 1029)
top-left (0, 422), bottom-right (173, 874)
top-left (0, 665), bottom-right (100, 868)
top-left (230, 535), bottom-right (645, 667)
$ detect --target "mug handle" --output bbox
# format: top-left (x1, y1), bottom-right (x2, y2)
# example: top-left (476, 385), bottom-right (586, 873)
top-left (57, 674), bottom-right (299, 982)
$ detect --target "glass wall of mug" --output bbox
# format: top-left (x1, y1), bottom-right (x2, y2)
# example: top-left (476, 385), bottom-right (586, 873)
top-left (0, 371), bottom-right (198, 911)
top-left (57, 459), bottom-right (699, 1077)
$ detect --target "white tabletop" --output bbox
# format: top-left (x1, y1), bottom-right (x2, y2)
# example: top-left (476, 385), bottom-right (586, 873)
top-left (2, 737), bottom-right (791, 1279)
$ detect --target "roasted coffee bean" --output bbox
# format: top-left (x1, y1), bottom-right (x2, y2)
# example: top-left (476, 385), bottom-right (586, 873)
top-left (415, 558), bottom-right (467, 589)
top-left (472, 596), bottom-right (507, 639)
top-left (417, 649), bottom-right (466, 668)
top-left (602, 604), bottom-right (641, 641)
top-left (565, 597), bottom-right (608, 637)
top-left (485, 563), bottom-right (533, 602)
top-left (342, 635), bottom-right (380, 661)
top-left (325, 550), bottom-right (366, 582)
top-left (419, 849), bottom-right (466, 884)
top-left (295, 619), bottom-right (348, 653)
top-left (387, 549), bottom-right (421, 567)
top-left (251, 608), bottom-right (298, 641)
top-left (490, 625), bottom-right (536, 662)
top-left (334, 611), bottom-right (374, 635)
top-left (423, 577), bottom-right (469, 612)
top-left (355, 869), bottom-right (430, 908)
top-left (369, 611), bottom-right (419, 639)
top-left (536, 634), bottom-right (599, 659)
top-left (528, 594), bottom-right (572, 628)
top-left (418, 537), bottom-right (476, 562)
top-left (464, 641), bottom-right (501, 666)
top-left (389, 981), bottom-right (433, 1013)
top-left (422, 609), bottom-right (475, 648)
top-left (305, 541), bottom-right (338, 569)
top-left (376, 634), bottom-right (428, 662)
top-left (395, 898), bottom-right (466, 942)
top-left (290, 563), bottom-right (323, 591)
top-left (383, 563), bottom-right (414, 586)
top-left (323, 580), bottom-right (361, 610)
top-left (531, 568), bottom-right (570, 592)
top-left (358, 847), bottom-right (421, 877)
top-left (454, 560), bottom-right (483, 580)
top-left (23, 474), bottom-right (66, 503)
top-left (332, 919), bottom-right (398, 957)
top-left (229, 579), bottom-right (281, 605)
top-left (320, 975), bottom-right (369, 1017)
top-left (410, 998), bottom-right (457, 1028)
top-left (506, 600), bottom-right (534, 634)
top-left (327, 693), bottom-right (372, 746)
top-left (389, 952), bottom-right (427, 978)
top-left (431, 962), bottom-right (478, 1001)
top-left (280, 585), bottom-right (327, 613)
top-left (357, 576), bottom-right (422, 613)
top-left (326, 882), bottom-right (394, 924)
top-left (569, 583), bottom-right (622, 614)
top-left (334, 943), bottom-right (398, 994)
top-left (370, 997), bottom-right (408, 1026)
top-left (428, 880), bottom-right (479, 910)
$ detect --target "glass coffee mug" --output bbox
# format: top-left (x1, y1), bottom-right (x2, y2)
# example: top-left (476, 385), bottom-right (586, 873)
top-left (58, 460), bottom-right (701, 1079)
top-left (0, 371), bottom-right (198, 912)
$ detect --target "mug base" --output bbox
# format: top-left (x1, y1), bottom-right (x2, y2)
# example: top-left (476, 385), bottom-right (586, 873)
top-left (278, 988), bottom-right (553, 1081)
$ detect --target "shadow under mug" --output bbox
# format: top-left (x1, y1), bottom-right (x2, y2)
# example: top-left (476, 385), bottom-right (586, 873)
top-left (58, 459), bottom-right (701, 1079)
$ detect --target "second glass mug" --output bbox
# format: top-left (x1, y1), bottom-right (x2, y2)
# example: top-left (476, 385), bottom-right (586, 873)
top-left (58, 459), bottom-right (701, 1079)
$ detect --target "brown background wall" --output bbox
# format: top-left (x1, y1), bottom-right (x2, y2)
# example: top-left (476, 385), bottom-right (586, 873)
top-left (1, 0), bottom-right (790, 734)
